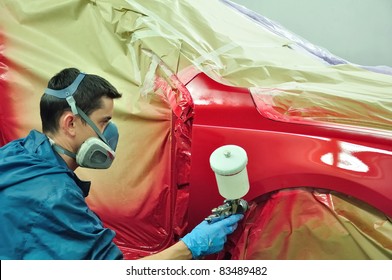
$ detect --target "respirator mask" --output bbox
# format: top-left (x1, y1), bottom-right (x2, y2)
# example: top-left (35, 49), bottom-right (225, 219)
top-left (44, 73), bottom-right (118, 169)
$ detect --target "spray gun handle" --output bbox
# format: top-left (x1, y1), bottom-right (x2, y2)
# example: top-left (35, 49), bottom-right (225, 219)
top-left (205, 198), bottom-right (248, 224)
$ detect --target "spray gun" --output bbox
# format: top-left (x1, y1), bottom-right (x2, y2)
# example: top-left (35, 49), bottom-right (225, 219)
top-left (205, 145), bottom-right (250, 223)
top-left (205, 198), bottom-right (248, 223)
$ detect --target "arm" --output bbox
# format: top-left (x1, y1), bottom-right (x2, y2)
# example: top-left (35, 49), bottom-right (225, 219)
top-left (141, 214), bottom-right (243, 260)
top-left (141, 241), bottom-right (192, 260)
top-left (28, 187), bottom-right (123, 260)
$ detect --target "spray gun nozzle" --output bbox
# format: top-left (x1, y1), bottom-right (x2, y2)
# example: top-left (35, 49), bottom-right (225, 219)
top-left (205, 198), bottom-right (248, 223)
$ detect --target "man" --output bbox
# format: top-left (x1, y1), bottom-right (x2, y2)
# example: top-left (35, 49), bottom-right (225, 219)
top-left (0, 68), bottom-right (242, 260)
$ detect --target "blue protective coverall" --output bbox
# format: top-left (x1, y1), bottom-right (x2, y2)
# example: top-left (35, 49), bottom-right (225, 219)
top-left (0, 130), bottom-right (123, 259)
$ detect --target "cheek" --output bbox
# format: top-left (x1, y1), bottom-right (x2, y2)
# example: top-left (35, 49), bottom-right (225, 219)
top-left (78, 124), bottom-right (96, 140)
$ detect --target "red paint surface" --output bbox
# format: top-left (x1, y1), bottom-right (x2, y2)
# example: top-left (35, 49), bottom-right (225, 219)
top-left (182, 71), bottom-right (392, 232)
top-left (0, 31), bottom-right (18, 146)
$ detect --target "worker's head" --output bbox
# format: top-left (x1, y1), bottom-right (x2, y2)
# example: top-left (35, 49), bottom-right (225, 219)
top-left (40, 68), bottom-right (122, 169)
top-left (40, 68), bottom-right (122, 134)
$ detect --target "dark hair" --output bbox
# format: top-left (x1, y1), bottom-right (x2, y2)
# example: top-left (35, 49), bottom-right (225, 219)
top-left (40, 68), bottom-right (122, 134)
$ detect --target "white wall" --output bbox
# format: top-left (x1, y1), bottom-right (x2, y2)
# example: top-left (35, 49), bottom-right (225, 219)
top-left (230, 0), bottom-right (392, 67)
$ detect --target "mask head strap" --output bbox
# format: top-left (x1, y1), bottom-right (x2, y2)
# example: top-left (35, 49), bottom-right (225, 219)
top-left (44, 73), bottom-right (85, 99)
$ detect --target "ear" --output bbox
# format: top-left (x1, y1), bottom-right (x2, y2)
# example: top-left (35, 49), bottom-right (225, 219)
top-left (60, 111), bottom-right (77, 137)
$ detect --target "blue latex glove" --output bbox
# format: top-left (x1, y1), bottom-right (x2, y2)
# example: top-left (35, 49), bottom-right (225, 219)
top-left (181, 214), bottom-right (243, 259)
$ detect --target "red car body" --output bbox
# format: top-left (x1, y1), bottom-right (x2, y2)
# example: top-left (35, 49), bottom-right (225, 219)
top-left (181, 68), bottom-right (392, 231)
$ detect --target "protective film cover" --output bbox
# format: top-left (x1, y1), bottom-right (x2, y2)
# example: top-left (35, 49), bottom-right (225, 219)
top-left (1, 0), bottom-right (391, 259)
top-left (219, 188), bottom-right (392, 260)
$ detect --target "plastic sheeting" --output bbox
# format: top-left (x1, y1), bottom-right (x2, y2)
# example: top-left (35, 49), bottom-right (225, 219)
top-left (223, 1), bottom-right (392, 133)
top-left (222, 0), bottom-right (392, 76)
top-left (219, 188), bottom-right (392, 260)
top-left (1, 0), bottom-right (391, 259)
top-left (250, 79), bottom-right (392, 132)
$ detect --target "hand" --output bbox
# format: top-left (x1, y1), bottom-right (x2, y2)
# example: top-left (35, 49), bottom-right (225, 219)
top-left (181, 214), bottom-right (243, 259)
